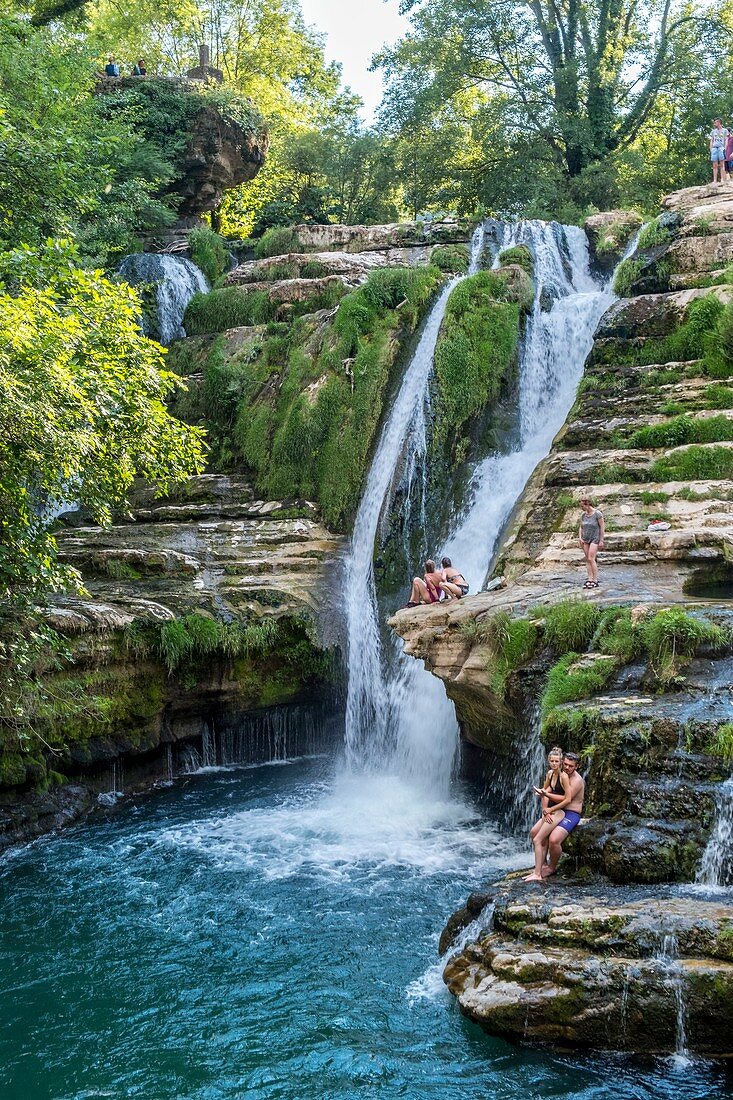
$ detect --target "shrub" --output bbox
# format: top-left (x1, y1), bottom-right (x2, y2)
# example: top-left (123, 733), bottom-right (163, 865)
top-left (498, 244), bottom-right (534, 275)
top-left (189, 227), bottom-right (229, 285)
top-left (703, 383), bottom-right (733, 408)
top-left (641, 608), bottom-right (727, 682)
top-left (431, 244), bottom-right (470, 273)
top-left (637, 217), bottom-right (672, 250)
top-left (649, 444), bottom-right (733, 482)
top-left (542, 600), bottom-right (601, 652)
top-left (184, 287), bottom-right (274, 334)
top-left (613, 258), bottom-right (643, 297)
top-left (254, 226), bottom-right (303, 259)
top-left (541, 653), bottom-right (618, 715)
top-left (629, 415), bottom-right (733, 449)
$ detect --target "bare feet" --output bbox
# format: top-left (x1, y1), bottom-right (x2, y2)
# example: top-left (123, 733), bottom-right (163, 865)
top-left (524, 873), bottom-right (545, 883)
top-left (541, 865), bottom-right (556, 878)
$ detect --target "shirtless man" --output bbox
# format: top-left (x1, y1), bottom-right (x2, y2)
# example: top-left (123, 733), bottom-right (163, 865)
top-left (541, 752), bottom-right (585, 878)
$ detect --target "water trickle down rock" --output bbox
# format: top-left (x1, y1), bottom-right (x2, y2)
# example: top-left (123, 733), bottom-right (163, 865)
top-left (118, 253), bottom-right (209, 345)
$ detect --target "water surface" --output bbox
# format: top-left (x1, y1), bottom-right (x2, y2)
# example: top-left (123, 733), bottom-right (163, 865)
top-left (2, 758), bottom-right (731, 1099)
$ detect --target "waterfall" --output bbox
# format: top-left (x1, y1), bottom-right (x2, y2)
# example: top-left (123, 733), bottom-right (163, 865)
top-left (343, 219), bottom-right (614, 804)
top-left (697, 776), bottom-right (733, 888)
top-left (658, 933), bottom-right (690, 1059)
top-left (118, 253), bottom-right (209, 345)
top-left (343, 226), bottom-right (485, 785)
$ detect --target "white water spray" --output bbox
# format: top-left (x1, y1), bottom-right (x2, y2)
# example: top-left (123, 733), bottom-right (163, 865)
top-left (343, 219), bottom-right (616, 809)
top-left (696, 776), bottom-right (733, 889)
top-left (118, 253), bottom-right (209, 345)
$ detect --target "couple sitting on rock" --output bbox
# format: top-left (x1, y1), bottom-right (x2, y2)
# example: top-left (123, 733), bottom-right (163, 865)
top-left (524, 747), bottom-right (585, 883)
top-left (405, 557), bottom-right (469, 607)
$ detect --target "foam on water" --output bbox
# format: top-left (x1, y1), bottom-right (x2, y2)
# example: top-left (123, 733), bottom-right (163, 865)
top-left (155, 770), bottom-right (527, 885)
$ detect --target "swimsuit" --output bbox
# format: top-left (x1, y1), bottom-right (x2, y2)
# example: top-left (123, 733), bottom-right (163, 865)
top-left (447, 573), bottom-right (469, 597)
top-left (557, 810), bottom-right (581, 834)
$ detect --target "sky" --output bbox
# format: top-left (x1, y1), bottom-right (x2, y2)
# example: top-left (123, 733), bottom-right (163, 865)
top-left (298, 0), bottom-right (410, 123)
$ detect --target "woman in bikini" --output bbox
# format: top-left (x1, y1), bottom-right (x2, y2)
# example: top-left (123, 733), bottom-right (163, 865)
top-left (579, 497), bottom-right (605, 590)
top-left (523, 746), bottom-right (570, 882)
top-left (405, 559), bottom-right (445, 607)
top-left (440, 557), bottom-right (469, 599)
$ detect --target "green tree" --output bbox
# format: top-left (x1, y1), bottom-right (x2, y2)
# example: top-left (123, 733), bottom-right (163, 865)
top-left (379, 0), bottom-right (717, 212)
top-left (0, 239), bottom-right (205, 600)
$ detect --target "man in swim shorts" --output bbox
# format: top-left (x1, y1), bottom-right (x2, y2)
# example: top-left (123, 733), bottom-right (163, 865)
top-left (542, 752), bottom-right (585, 878)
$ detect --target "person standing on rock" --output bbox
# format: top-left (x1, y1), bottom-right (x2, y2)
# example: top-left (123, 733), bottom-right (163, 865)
top-left (709, 118), bottom-right (730, 184)
top-left (579, 497), bottom-right (605, 589)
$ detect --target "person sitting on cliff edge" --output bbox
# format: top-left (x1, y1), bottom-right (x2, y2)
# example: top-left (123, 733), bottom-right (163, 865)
top-left (439, 557), bottom-right (469, 599)
top-left (525, 752), bottom-right (585, 882)
top-left (405, 559), bottom-right (444, 607)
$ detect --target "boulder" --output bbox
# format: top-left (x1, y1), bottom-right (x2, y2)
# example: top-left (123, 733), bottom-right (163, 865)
top-left (175, 104), bottom-right (268, 216)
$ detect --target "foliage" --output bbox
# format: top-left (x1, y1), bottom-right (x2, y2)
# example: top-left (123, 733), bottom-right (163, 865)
top-left (126, 612), bottom-right (282, 674)
top-left (189, 227), bottom-right (229, 285)
top-left (594, 608), bottom-right (644, 663)
top-left (541, 653), bottom-right (618, 716)
top-left (613, 258), bottom-right (644, 297)
top-left (542, 600), bottom-right (601, 653)
top-left (594, 218), bottom-right (640, 256)
top-left (254, 226), bottom-right (304, 259)
top-left (707, 722), bottom-right (733, 763)
top-left (461, 611), bottom-right (539, 697)
top-left (0, 239), bottom-right (204, 600)
top-left (432, 271), bottom-right (522, 460)
top-left (185, 288), bottom-right (274, 333)
top-left (649, 445), bottom-right (733, 483)
top-left (636, 218), bottom-right (672, 250)
top-left (497, 245), bottom-right (533, 275)
top-left (628, 415), bottom-right (733, 449)
top-left (431, 245), bottom-right (470, 273)
top-left (641, 608), bottom-right (726, 683)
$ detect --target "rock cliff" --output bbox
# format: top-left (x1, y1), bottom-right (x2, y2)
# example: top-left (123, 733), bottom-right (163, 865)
top-left (390, 185), bottom-right (733, 1054)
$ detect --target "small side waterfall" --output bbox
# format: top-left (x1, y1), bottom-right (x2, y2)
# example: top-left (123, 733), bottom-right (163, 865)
top-left (118, 253), bottom-right (209, 345)
top-left (658, 934), bottom-right (690, 1059)
top-left (697, 776), bottom-right (733, 888)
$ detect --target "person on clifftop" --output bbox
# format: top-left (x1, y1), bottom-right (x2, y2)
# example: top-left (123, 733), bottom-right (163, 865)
top-left (439, 557), bottom-right (469, 599)
top-left (709, 118), bottom-right (729, 184)
top-left (104, 56), bottom-right (120, 77)
top-left (579, 497), bottom-right (605, 590)
top-left (131, 59), bottom-right (147, 76)
top-left (405, 559), bottom-right (444, 607)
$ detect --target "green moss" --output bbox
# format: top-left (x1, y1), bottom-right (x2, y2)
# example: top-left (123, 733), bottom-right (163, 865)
top-left (431, 270), bottom-right (522, 462)
top-left (431, 244), bottom-right (470, 273)
top-left (188, 227), bottom-right (229, 285)
top-left (636, 217), bottom-right (672, 250)
top-left (542, 600), bottom-right (601, 652)
top-left (541, 653), bottom-right (618, 717)
top-left (612, 258), bottom-right (644, 297)
top-left (0, 752), bottom-right (27, 788)
top-left (594, 607), bottom-right (643, 662)
top-left (497, 244), bottom-right (533, 275)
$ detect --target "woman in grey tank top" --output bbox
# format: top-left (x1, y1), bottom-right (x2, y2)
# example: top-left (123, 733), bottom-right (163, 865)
top-left (578, 497), bottom-right (605, 589)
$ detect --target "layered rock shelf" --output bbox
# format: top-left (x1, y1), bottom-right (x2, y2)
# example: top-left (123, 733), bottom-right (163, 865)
top-left (390, 184), bottom-right (733, 1056)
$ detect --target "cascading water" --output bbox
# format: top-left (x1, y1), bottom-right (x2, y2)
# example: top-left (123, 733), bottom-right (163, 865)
top-left (118, 253), bottom-right (209, 345)
top-left (696, 776), bottom-right (733, 888)
top-left (343, 226), bottom-right (485, 789)
top-left (343, 218), bottom-right (616, 807)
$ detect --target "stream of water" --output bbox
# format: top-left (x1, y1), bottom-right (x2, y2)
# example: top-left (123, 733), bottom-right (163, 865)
top-left (3, 223), bottom-right (733, 1097)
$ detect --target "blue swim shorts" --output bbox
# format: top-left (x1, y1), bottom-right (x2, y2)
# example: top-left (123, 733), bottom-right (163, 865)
top-left (557, 810), bottom-right (582, 834)
top-left (712, 146), bottom-right (726, 162)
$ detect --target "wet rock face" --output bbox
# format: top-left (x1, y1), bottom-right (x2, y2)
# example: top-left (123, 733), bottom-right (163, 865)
top-left (175, 104), bottom-right (268, 217)
top-left (443, 881), bottom-right (733, 1055)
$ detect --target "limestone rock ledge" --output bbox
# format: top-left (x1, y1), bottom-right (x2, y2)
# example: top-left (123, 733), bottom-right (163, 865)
top-left (442, 879), bottom-right (733, 1055)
